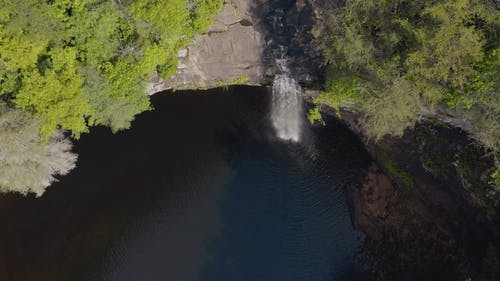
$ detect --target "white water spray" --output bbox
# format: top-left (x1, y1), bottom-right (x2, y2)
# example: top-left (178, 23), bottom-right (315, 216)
top-left (271, 58), bottom-right (303, 142)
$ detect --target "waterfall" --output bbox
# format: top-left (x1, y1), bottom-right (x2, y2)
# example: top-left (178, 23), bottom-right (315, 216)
top-left (271, 58), bottom-right (303, 142)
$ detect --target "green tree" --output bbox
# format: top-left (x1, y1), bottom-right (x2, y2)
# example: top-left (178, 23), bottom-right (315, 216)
top-left (0, 0), bottom-right (222, 196)
top-left (312, 0), bottom-right (499, 150)
top-left (0, 0), bottom-right (222, 138)
top-left (15, 47), bottom-right (91, 138)
top-left (360, 78), bottom-right (425, 140)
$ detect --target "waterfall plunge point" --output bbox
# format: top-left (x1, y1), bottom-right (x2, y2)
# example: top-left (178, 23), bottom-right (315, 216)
top-left (271, 59), bottom-right (303, 142)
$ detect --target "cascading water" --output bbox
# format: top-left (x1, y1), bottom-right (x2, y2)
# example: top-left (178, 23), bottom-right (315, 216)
top-left (271, 56), bottom-right (303, 142)
top-left (267, 4), bottom-right (304, 142)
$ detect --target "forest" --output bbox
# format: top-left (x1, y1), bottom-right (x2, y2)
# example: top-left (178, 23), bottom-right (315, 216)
top-left (0, 1), bottom-right (498, 280)
top-left (0, 0), bottom-right (499, 195)
top-left (308, 0), bottom-right (499, 188)
top-left (0, 0), bottom-right (222, 195)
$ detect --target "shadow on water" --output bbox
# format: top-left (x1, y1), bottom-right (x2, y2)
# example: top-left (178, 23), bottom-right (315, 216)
top-left (0, 86), bottom-right (374, 281)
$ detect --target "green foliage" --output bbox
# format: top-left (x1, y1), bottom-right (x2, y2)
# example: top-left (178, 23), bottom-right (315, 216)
top-left (0, 103), bottom-right (77, 196)
top-left (421, 151), bottom-right (452, 177)
top-left (190, 0), bottom-right (224, 34)
top-left (490, 170), bottom-right (500, 190)
top-left (0, 0), bottom-right (221, 196)
top-left (15, 47), bottom-right (91, 138)
top-left (173, 76), bottom-right (250, 90)
top-left (81, 63), bottom-right (149, 132)
top-left (228, 76), bottom-right (250, 85)
top-left (407, 0), bottom-right (485, 101)
top-left (211, 76), bottom-right (250, 88)
top-left (379, 155), bottom-right (415, 188)
top-left (313, 75), bottom-right (360, 114)
top-left (307, 107), bottom-right (324, 125)
top-left (313, 0), bottom-right (500, 149)
top-left (360, 78), bottom-right (425, 140)
top-left (456, 144), bottom-right (499, 207)
top-left (0, 0), bottom-right (222, 138)
top-left (467, 101), bottom-right (500, 151)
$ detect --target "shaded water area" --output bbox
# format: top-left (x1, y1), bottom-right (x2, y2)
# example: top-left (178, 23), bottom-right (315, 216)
top-left (0, 86), bottom-right (373, 281)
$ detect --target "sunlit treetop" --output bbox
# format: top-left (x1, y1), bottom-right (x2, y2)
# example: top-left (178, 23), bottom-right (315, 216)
top-left (312, 0), bottom-right (499, 151)
top-left (0, 0), bottom-right (222, 138)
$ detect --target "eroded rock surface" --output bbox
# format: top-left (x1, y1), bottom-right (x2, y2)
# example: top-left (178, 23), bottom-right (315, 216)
top-left (337, 108), bottom-right (500, 281)
top-left (147, 0), bottom-right (325, 93)
top-left (147, 0), bottom-right (266, 92)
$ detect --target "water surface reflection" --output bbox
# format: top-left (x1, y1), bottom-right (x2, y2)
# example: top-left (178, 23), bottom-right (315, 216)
top-left (0, 87), bottom-right (371, 281)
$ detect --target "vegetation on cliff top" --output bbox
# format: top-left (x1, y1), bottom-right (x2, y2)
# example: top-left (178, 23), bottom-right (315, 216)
top-left (310, 0), bottom-right (499, 150)
top-left (0, 103), bottom-right (76, 196)
top-left (0, 0), bottom-right (222, 195)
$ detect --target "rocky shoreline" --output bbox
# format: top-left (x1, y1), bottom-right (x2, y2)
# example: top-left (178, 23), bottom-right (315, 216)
top-left (316, 104), bottom-right (500, 281)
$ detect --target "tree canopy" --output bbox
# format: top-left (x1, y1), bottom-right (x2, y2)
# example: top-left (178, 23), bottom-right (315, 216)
top-left (0, 0), bottom-right (222, 138)
top-left (0, 0), bottom-right (222, 195)
top-left (311, 0), bottom-right (499, 152)
top-left (0, 103), bottom-right (77, 196)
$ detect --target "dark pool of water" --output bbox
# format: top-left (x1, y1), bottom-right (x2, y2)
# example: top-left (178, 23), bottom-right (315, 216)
top-left (0, 86), bottom-right (373, 281)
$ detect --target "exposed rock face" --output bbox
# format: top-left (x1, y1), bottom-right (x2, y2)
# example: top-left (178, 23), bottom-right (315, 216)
top-left (147, 0), bottom-right (325, 93)
top-left (336, 107), bottom-right (500, 281)
top-left (162, 0), bottom-right (267, 90)
top-left (304, 90), bottom-right (500, 280)
top-left (348, 163), bottom-right (467, 281)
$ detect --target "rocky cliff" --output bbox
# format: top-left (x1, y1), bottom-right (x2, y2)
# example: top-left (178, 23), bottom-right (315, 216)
top-left (151, 0), bottom-right (500, 280)
top-left (162, 0), bottom-right (266, 90)
top-left (147, 0), bottom-right (324, 93)
top-left (313, 105), bottom-right (500, 281)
